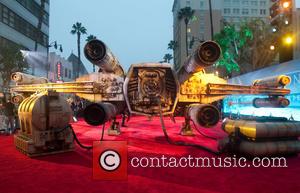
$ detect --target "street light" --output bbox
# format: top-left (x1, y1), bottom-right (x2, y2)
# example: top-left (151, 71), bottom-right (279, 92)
top-left (284, 19), bottom-right (289, 25)
top-left (283, 35), bottom-right (293, 45)
top-left (49, 41), bottom-right (63, 52)
top-left (208, 0), bottom-right (214, 40)
top-left (282, 1), bottom-right (291, 9)
top-left (270, 45), bottom-right (275, 50)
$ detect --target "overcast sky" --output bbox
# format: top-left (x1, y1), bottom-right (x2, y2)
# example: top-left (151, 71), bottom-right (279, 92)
top-left (49, 0), bottom-right (174, 72)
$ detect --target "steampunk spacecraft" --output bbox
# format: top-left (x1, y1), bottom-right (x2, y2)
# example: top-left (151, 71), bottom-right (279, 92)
top-left (10, 39), bottom-right (296, 157)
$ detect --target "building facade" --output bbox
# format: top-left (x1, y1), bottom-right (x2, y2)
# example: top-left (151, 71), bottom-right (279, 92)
top-left (67, 53), bottom-right (89, 78)
top-left (0, 0), bottom-right (49, 51)
top-left (48, 52), bottom-right (75, 82)
top-left (0, 0), bottom-right (49, 79)
top-left (172, 0), bottom-right (270, 71)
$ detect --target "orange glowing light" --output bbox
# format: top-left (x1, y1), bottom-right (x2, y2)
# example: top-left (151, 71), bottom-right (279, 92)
top-left (282, 1), bottom-right (291, 9)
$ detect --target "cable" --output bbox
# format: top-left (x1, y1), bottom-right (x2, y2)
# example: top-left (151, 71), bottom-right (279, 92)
top-left (157, 98), bottom-right (221, 155)
top-left (68, 123), bottom-right (106, 150)
top-left (100, 123), bottom-right (105, 141)
top-left (70, 125), bottom-right (92, 150)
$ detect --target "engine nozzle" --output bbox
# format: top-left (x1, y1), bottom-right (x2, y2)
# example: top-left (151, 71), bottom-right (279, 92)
top-left (197, 41), bottom-right (221, 65)
top-left (11, 94), bottom-right (25, 104)
top-left (177, 41), bottom-right (221, 84)
top-left (187, 104), bottom-right (220, 128)
top-left (84, 39), bottom-right (124, 76)
top-left (84, 39), bottom-right (107, 64)
top-left (83, 103), bottom-right (117, 126)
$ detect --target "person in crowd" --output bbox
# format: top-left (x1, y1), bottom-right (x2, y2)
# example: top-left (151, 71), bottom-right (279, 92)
top-left (75, 97), bottom-right (84, 118)
top-left (0, 98), bottom-right (7, 133)
top-left (70, 99), bottom-right (78, 122)
top-left (3, 99), bottom-right (16, 134)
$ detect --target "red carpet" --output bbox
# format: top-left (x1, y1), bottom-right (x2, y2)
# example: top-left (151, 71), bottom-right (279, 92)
top-left (0, 116), bottom-right (300, 193)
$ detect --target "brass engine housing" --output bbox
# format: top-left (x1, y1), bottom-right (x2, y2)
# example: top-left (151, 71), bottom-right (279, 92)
top-left (14, 91), bottom-right (74, 157)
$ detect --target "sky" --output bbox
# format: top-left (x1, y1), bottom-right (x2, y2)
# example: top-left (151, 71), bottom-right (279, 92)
top-left (49, 0), bottom-right (174, 72)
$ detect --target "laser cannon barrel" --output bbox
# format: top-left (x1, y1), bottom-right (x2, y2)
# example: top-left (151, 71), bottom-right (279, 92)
top-left (11, 94), bottom-right (25, 104)
top-left (11, 72), bottom-right (48, 84)
top-left (177, 41), bottom-right (221, 84)
top-left (253, 97), bottom-right (290, 108)
top-left (84, 39), bottom-right (124, 76)
top-left (187, 104), bottom-right (220, 128)
top-left (83, 102), bottom-right (118, 126)
top-left (253, 75), bottom-right (291, 87)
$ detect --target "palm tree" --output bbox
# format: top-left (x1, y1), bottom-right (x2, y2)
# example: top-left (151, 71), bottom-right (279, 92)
top-left (163, 53), bottom-right (173, 63)
top-left (168, 40), bottom-right (178, 50)
top-left (71, 22), bottom-right (87, 78)
top-left (168, 40), bottom-right (178, 65)
top-left (86, 34), bottom-right (97, 42)
top-left (178, 7), bottom-right (195, 57)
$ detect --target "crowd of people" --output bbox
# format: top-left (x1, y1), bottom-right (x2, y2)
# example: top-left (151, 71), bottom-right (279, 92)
top-left (67, 96), bottom-right (86, 122)
top-left (0, 97), bottom-right (18, 135)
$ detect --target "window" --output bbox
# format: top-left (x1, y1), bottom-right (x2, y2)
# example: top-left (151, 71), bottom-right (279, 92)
top-left (0, 3), bottom-right (49, 47)
top-left (2, 6), bottom-right (8, 24)
top-left (260, 1), bottom-right (266, 6)
top-left (224, 8), bottom-right (231, 14)
top-left (186, 0), bottom-right (191, 7)
top-left (234, 17), bottom-right (240, 23)
top-left (251, 9), bottom-right (258, 14)
top-left (16, 0), bottom-right (49, 26)
top-left (242, 9), bottom-right (249, 15)
top-left (224, 0), bottom-right (231, 3)
top-left (233, 8), bottom-right (240, 14)
top-left (69, 70), bottom-right (72, 79)
top-left (65, 68), bottom-right (68, 78)
top-left (200, 1), bottom-right (204, 8)
top-left (260, 9), bottom-right (266, 15)
top-left (0, 5), bottom-right (2, 21)
top-left (9, 11), bottom-right (14, 27)
top-left (223, 16), bottom-right (230, 21)
top-left (242, 0), bottom-right (249, 5)
top-left (251, 1), bottom-right (257, 6)
top-left (233, 0), bottom-right (239, 4)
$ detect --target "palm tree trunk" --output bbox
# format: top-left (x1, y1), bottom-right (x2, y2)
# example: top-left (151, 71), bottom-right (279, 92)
top-left (173, 49), bottom-right (175, 65)
top-left (77, 32), bottom-right (80, 78)
top-left (185, 22), bottom-right (188, 57)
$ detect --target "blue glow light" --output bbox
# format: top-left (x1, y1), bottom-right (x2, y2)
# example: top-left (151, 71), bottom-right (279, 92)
top-left (224, 62), bottom-right (300, 121)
